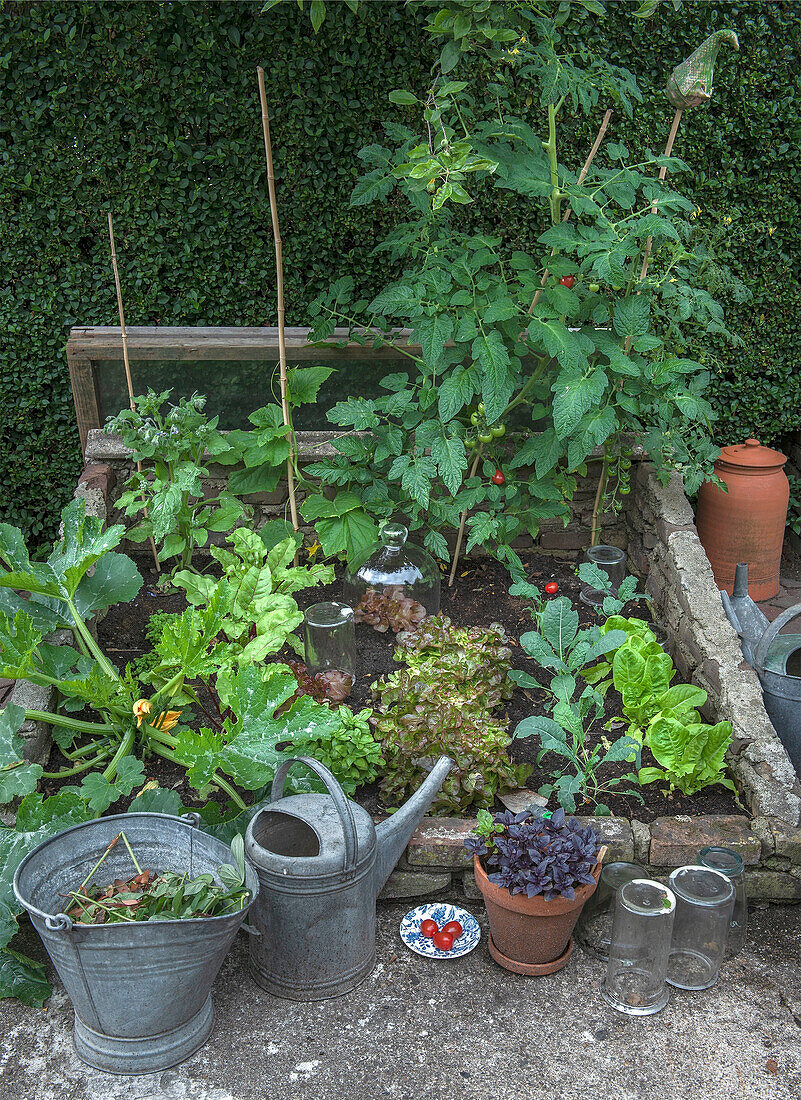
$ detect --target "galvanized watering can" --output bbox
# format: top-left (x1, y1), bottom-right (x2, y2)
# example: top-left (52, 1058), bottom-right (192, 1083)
top-left (245, 754), bottom-right (453, 1000)
top-left (721, 562), bottom-right (801, 776)
top-left (13, 812), bottom-right (258, 1076)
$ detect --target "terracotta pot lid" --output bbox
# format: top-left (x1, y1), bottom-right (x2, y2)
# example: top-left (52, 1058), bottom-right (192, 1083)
top-left (716, 439), bottom-right (787, 469)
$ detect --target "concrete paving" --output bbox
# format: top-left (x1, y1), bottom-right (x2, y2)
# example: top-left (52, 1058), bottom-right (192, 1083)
top-left (0, 894), bottom-right (799, 1100)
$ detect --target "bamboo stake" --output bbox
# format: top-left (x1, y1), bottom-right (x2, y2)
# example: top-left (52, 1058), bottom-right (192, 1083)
top-left (449, 112), bottom-right (614, 588)
top-left (447, 445), bottom-right (483, 589)
top-left (638, 107), bottom-right (683, 284)
top-left (527, 108), bottom-right (614, 315)
top-left (257, 67), bottom-right (300, 557)
top-left (107, 213), bottom-right (161, 573)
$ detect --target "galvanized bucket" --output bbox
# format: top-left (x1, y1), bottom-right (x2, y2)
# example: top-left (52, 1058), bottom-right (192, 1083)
top-left (13, 811), bottom-right (258, 1076)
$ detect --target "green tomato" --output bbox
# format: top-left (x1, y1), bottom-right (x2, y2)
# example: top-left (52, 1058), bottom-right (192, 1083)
top-left (477, 431), bottom-right (493, 444)
top-left (471, 412), bottom-right (479, 426)
top-left (477, 402), bottom-right (485, 415)
top-left (490, 423), bottom-right (506, 438)
top-left (588, 283), bottom-right (600, 293)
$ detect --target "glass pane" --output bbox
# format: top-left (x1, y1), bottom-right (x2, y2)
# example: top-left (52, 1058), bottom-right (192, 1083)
top-left (93, 354), bottom-right (545, 431)
top-left (93, 357), bottom-right (409, 430)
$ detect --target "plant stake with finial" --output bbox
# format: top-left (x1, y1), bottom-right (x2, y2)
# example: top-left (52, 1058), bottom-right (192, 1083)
top-left (590, 29), bottom-right (740, 546)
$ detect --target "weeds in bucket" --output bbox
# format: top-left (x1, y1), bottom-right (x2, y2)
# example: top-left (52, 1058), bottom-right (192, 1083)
top-left (64, 832), bottom-right (250, 924)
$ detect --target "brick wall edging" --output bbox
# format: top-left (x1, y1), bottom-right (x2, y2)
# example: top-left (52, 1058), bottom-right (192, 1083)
top-left (624, 464), bottom-right (801, 827)
top-left (379, 813), bottom-right (801, 904)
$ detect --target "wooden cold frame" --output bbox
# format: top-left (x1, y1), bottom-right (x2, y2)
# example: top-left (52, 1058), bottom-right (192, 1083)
top-left (65, 326), bottom-right (417, 451)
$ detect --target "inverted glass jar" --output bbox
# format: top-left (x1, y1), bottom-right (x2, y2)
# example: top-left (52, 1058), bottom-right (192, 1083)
top-left (601, 879), bottom-right (676, 1016)
top-left (666, 865), bottom-right (735, 990)
top-left (580, 545), bottom-right (627, 607)
top-left (303, 601), bottom-right (356, 700)
top-left (344, 521), bottom-right (440, 633)
top-left (575, 861), bottom-right (647, 961)
top-left (698, 846), bottom-right (747, 958)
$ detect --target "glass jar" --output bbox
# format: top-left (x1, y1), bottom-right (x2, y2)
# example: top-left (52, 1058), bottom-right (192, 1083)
top-left (575, 861), bottom-right (647, 961)
top-left (303, 601), bottom-right (356, 700)
top-left (698, 846), bottom-right (747, 958)
top-left (580, 545), bottom-right (627, 607)
top-left (666, 865), bottom-right (735, 990)
top-left (601, 879), bottom-right (676, 1016)
top-left (344, 521), bottom-right (440, 633)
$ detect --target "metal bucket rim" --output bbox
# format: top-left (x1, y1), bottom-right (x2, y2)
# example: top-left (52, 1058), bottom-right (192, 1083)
top-left (13, 811), bottom-right (258, 931)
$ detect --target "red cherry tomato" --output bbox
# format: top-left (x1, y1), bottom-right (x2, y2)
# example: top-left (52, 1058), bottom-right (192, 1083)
top-left (559, 275), bottom-right (575, 288)
top-left (491, 469), bottom-right (505, 486)
top-left (544, 581), bottom-right (559, 595)
top-left (442, 920), bottom-right (463, 940)
top-left (432, 930), bottom-right (455, 952)
top-left (420, 918), bottom-right (439, 939)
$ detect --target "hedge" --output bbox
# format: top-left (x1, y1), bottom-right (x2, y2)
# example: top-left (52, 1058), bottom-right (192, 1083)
top-left (1, 1), bottom-right (799, 545)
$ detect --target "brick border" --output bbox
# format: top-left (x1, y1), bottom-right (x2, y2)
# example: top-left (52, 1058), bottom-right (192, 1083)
top-left (379, 814), bottom-right (801, 903)
top-left (625, 464), bottom-right (801, 826)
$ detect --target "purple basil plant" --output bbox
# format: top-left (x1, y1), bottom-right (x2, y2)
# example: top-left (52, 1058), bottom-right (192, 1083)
top-left (465, 807), bottom-right (601, 901)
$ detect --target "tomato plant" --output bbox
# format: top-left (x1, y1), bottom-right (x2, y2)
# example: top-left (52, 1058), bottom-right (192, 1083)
top-left (307, 3), bottom-right (739, 576)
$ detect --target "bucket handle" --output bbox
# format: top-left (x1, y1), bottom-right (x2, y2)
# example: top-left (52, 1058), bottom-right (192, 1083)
top-left (754, 602), bottom-right (801, 672)
top-left (270, 757), bottom-right (358, 872)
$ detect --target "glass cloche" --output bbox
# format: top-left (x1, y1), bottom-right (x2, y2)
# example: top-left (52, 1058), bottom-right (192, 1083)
top-left (343, 521), bottom-right (441, 633)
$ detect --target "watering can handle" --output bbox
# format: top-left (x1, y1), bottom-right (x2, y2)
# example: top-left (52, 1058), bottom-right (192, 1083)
top-left (754, 602), bottom-right (801, 672)
top-left (270, 757), bottom-right (358, 872)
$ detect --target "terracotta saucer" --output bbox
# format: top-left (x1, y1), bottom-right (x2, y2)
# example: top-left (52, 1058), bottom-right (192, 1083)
top-left (487, 932), bottom-right (574, 975)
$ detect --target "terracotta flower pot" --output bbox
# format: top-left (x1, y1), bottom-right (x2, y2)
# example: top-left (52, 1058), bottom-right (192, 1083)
top-left (474, 853), bottom-right (604, 975)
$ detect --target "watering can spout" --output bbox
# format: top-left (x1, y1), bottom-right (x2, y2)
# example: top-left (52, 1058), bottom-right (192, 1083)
top-left (732, 562), bottom-right (749, 599)
top-left (374, 755), bottom-right (453, 894)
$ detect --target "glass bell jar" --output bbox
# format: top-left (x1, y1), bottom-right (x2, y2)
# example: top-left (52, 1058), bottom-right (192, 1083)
top-left (666, 865), bottom-right (735, 991)
top-left (698, 845), bottom-right (747, 958)
top-left (344, 521), bottom-right (440, 633)
top-left (601, 879), bottom-right (676, 1016)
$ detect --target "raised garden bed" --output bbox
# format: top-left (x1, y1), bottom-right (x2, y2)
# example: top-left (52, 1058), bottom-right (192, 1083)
top-left (8, 433), bottom-right (799, 905)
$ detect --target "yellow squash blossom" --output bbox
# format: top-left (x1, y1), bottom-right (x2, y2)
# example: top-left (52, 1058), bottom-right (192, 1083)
top-left (133, 699), bottom-right (181, 733)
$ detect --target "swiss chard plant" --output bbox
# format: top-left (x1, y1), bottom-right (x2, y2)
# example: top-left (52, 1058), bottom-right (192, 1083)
top-left (303, 1), bottom-right (739, 574)
top-left (170, 528), bottom-right (333, 662)
top-left (371, 615), bottom-right (530, 813)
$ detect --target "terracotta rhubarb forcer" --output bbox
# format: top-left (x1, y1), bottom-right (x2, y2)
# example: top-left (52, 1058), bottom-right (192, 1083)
top-left (696, 439), bottom-right (789, 601)
top-left (473, 853), bottom-right (604, 975)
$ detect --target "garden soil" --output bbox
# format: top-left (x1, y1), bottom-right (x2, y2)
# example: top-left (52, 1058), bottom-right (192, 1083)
top-left (81, 550), bottom-right (742, 824)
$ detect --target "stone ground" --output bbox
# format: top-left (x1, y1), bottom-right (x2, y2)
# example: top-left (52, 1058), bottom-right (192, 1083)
top-left (0, 895), bottom-right (799, 1100)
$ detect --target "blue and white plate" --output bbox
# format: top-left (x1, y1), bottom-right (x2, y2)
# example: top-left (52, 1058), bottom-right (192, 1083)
top-left (399, 902), bottom-right (480, 959)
